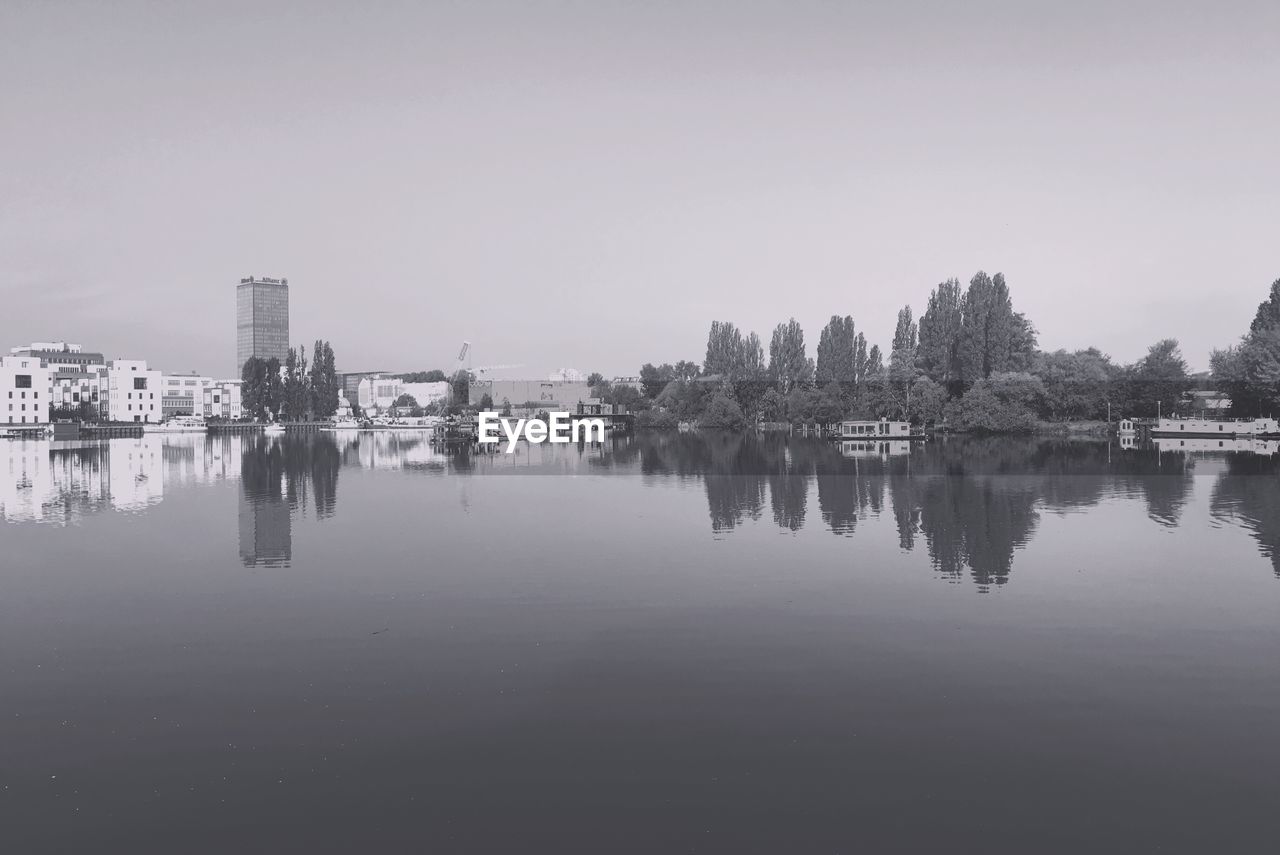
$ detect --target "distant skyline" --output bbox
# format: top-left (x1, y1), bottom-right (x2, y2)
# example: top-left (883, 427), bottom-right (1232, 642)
top-left (3, 1), bottom-right (1279, 378)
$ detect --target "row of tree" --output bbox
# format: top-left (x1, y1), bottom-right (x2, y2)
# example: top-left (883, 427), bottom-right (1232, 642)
top-left (241, 340), bottom-right (341, 422)
top-left (618, 269), bottom-right (1248, 431)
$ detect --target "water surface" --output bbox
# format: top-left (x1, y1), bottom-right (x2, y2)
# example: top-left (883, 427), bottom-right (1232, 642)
top-left (3, 432), bottom-right (1279, 853)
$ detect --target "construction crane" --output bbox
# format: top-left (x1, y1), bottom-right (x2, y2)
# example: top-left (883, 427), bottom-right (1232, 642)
top-left (445, 342), bottom-right (523, 410)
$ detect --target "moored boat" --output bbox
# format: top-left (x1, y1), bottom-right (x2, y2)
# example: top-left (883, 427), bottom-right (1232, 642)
top-left (1150, 417), bottom-right (1279, 438)
top-left (836, 419), bottom-right (924, 439)
top-left (143, 416), bottom-right (208, 434)
top-left (263, 423), bottom-right (287, 435)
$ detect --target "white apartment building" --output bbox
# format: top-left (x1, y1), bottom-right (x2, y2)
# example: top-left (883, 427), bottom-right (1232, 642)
top-left (202, 379), bottom-right (242, 420)
top-left (106, 359), bottom-right (163, 423)
top-left (161, 373), bottom-right (243, 420)
top-left (0, 355), bottom-right (53, 425)
top-left (162, 372), bottom-right (209, 417)
top-left (51, 370), bottom-right (103, 417)
top-left (9, 341), bottom-right (105, 371)
top-left (357, 376), bottom-right (448, 414)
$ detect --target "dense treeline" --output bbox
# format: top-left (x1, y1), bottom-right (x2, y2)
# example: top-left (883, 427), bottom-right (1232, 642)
top-left (241, 340), bottom-right (340, 421)
top-left (612, 269), bottom-right (1280, 432)
top-left (1211, 278), bottom-right (1280, 416)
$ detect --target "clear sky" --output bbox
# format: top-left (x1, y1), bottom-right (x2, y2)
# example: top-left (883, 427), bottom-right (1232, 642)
top-left (2, 0), bottom-right (1277, 378)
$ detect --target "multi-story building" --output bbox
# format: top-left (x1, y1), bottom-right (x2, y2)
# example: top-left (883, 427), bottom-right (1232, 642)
top-left (202, 379), bottom-right (242, 420)
top-left (9, 341), bottom-right (105, 371)
top-left (357, 376), bottom-right (449, 414)
top-left (7, 342), bottom-right (105, 421)
top-left (105, 359), bottom-right (163, 423)
top-left (236, 276), bottom-right (290, 373)
top-left (469, 379), bottom-right (594, 411)
top-left (0, 355), bottom-right (53, 425)
top-left (50, 370), bottom-right (103, 418)
top-left (339, 370), bottom-right (388, 406)
top-left (161, 372), bottom-right (210, 417)
top-left (161, 373), bottom-right (243, 420)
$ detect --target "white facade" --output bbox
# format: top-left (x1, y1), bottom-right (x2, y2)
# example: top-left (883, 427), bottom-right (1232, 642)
top-left (357, 376), bottom-right (448, 413)
top-left (11, 341), bottom-right (83, 355)
top-left (0, 355), bottom-right (53, 425)
top-left (838, 420), bottom-right (914, 438)
top-left (51, 370), bottom-right (103, 416)
top-left (161, 373), bottom-right (243, 420)
top-left (202, 379), bottom-right (242, 420)
top-left (106, 359), bottom-right (163, 423)
top-left (162, 373), bottom-right (211, 417)
top-left (1154, 417), bottom-right (1280, 436)
top-left (549, 367), bottom-right (584, 382)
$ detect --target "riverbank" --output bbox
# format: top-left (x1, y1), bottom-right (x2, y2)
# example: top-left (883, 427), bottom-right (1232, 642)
top-left (638, 419), bottom-right (1117, 438)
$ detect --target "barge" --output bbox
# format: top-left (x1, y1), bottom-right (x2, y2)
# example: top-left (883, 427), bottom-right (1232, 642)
top-left (1149, 417), bottom-right (1279, 438)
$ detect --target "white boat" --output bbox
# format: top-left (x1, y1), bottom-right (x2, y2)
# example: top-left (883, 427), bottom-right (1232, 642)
top-left (263, 423), bottom-right (287, 435)
top-left (143, 416), bottom-right (208, 433)
top-left (325, 418), bottom-right (361, 430)
top-left (1151, 417), bottom-right (1279, 438)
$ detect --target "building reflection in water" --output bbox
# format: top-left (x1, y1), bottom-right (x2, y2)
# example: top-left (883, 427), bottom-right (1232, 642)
top-left (238, 436), bottom-right (291, 568)
top-left (6, 429), bottom-right (1280, 585)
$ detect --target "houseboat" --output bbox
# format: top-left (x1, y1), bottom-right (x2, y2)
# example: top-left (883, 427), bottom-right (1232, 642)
top-left (1149, 417), bottom-right (1280, 438)
top-left (836, 419), bottom-right (922, 440)
top-left (839, 439), bottom-right (912, 459)
top-left (1118, 418), bottom-right (1138, 435)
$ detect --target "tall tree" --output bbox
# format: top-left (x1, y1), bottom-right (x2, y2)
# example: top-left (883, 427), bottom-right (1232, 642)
top-left (917, 278), bottom-right (963, 384)
top-left (865, 344), bottom-right (884, 377)
top-left (957, 271), bottom-right (1026, 381)
top-left (1125, 338), bottom-right (1190, 417)
top-left (768, 318), bottom-right (811, 392)
top-left (891, 305), bottom-right (918, 357)
top-left (888, 306), bottom-right (921, 419)
top-left (1250, 277), bottom-right (1280, 335)
top-left (704, 321), bottom-right (748, 377)
top-left (283, 345), bottom-right (310, 421)
top-left (241, 357), bottom-right (267, 421)
top-left (816, 315), bottom-right (857, 385)
top-left (309, 340), bottom-right (339, 418)
top-left (263, 357), bottom-right (284, 420)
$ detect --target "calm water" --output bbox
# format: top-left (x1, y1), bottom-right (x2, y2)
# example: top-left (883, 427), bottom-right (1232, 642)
top-left (3, 431), bottom-right (1279, 853)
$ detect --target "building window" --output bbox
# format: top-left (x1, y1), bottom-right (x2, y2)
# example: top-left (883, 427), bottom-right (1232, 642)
top-left (134, 377), bottom-right (147, 390)
top-left (15, 374), bottom-right (32, 388)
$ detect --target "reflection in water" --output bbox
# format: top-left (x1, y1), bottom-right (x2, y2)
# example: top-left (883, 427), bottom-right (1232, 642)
top-left (1211, 453), bottom-right (1280, 578)
top-left (237, 434), bottom-right (348, 567)
top-left (4, 431), bottom-right (1280, 585)
top-left (617, 433), bottom-right (1203, 590)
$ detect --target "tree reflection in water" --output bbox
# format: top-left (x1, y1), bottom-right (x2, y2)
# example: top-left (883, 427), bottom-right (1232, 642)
top-left (617, 432), bottom-right (1200, 591)
top-left (239, 434), bottom-right (344, 567)
top-left (1211, 453), bottom-right (1280, 578)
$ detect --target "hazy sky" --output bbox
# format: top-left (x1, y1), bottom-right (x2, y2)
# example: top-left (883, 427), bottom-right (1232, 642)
top-left (3, 0), bottom-right (1278, 378)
